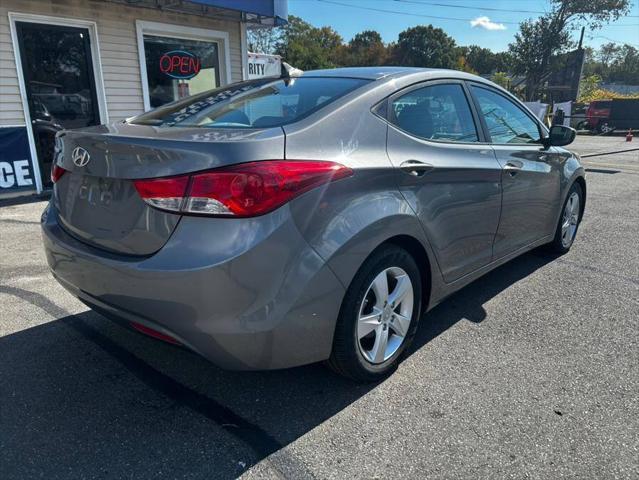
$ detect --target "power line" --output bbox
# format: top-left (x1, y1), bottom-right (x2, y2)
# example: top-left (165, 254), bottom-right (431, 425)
top-left (396, 0), bottom-right (639, 17)
top-left (315, 0), bottom-right (520, 24)
top-left (591, 35), bottom-right (639, 48)
top-left (314, 0), bottom-right (639, 25)
top-left (393, 0), bottom-right (547, 15)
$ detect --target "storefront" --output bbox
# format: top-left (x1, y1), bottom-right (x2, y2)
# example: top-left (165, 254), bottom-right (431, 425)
top-left (0, 0), bottom-right (287, 197)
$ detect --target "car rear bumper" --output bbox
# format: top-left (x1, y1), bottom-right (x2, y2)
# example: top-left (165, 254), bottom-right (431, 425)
top-left (41, 203), bottom-right (345, 370)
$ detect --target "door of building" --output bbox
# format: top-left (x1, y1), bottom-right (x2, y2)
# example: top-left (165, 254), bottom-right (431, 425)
top-left (15, 21), bottom-right (102, 190)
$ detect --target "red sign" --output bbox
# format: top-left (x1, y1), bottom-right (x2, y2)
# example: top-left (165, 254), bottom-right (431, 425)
top-left (159, 50), bottom-right (200, 79)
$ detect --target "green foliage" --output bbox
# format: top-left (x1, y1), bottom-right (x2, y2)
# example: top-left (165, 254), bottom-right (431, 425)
top-left (341, 30), bottom-right (388, 66)
top-left (491, 72), bottom-right (511, 89)
top-left (578, 73), bottom-right (639, 102)
top-left (460, 46), bottom-right (512, 75)
top-left (389, 25), bottom-right (457, 68)
top-left (583, 43), bottom-right (639, 84)
top-left (247, 26), bottom-right (280, 55)
top-left (275, 16), bottom-right (343, 70)
top-left (508, 0), bottom-right (631, 100)
top-left (455, 56), bottom-right (477, 74)
top-left (578, 74), bottom-right (602, 100)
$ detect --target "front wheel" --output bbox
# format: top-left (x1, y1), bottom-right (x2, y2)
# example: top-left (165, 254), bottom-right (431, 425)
top-left (327, 245), bottom-right (422, 382)
top-left (545, 182), bottom-right (583, 254)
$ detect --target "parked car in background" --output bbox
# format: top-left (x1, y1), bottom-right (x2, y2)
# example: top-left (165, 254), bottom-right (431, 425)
top-left (42, 67), bottom-right (586, 382)
top-left (586, 98), bottom-right (639, 134)
top-left (586, 99), bottom-right (613, 133)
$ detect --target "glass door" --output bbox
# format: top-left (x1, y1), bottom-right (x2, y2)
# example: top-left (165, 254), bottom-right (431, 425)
top-left (16, 22), bottom-right (101, 189)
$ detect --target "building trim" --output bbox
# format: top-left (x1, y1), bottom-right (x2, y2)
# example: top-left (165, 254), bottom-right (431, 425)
top-left (135, 20), bottom-right (233, 112)
top-left (8, 11), bottom-right (110, 194)
top-left (240, 22), bottom-right (249, 80)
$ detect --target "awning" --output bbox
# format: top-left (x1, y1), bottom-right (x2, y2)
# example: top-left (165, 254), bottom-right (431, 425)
top-left (102, 0), bottom-right (287, 26)
top-left (188, 0), bottom-right (288, 25)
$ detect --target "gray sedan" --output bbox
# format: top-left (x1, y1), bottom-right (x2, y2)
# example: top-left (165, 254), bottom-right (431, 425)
top-left (42, 67), bottom-right (585, 382)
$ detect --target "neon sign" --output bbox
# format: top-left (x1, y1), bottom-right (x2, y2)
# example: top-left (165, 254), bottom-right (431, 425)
top-left (159, 50), bottom-right (201, 79)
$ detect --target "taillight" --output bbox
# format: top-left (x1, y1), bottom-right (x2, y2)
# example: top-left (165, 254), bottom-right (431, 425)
top-left (51, 164), bottom-right (68, 183)
top-left (133, 160), bottom-right (352, 217)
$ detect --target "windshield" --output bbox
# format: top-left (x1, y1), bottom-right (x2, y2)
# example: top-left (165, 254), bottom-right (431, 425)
top-left (129, 77), bottom-right (370, 128)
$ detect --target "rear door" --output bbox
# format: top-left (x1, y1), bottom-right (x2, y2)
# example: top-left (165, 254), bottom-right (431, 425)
top-left (385, 80), bottom-right (503, 283)
top-left (468, 84), bottom-right (561, 259)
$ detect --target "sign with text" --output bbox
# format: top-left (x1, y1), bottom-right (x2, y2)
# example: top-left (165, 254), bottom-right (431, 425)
top-left (247, 52), bottom-right (281, 79)
top-left (0, 127), bottom-right (35, 192)
top-left (159, 50), bottom-right (201, 79)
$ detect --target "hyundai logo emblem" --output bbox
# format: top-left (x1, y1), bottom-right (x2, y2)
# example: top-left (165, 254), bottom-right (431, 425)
top-left (72, 147), bottom-right (91, 167)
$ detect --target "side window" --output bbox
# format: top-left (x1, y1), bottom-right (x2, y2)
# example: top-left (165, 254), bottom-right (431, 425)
top-left (471, 86), bottom-right (541, 144)
top-left (390, 83), bottom-right (479, 142)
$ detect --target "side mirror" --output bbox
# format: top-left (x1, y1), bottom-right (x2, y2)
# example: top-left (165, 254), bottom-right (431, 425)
top-left (545, 125), bottom-right (576, 148)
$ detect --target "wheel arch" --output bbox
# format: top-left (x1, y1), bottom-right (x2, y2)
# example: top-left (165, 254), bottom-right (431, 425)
top-left (573, 175), bottom-right (587, 220)
top-left (378, 235), bottom-right (432, 314)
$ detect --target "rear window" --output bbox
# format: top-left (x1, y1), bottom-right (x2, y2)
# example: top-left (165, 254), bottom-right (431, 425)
top-left (129, 77), bottom-right (370, 128)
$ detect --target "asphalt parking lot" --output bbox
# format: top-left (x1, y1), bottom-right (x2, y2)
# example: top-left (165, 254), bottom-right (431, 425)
top-left (1, 135), bottom-right (637, 479)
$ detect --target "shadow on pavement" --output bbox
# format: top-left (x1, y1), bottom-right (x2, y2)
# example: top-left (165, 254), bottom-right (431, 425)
top-left (0, 251), bottom-right (554, 479)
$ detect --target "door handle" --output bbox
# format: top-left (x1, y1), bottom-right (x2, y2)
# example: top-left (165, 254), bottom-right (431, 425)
top-left (400, 160), bottom-right (434, 177)
top-left (503, 161), bottom-right (523, 176)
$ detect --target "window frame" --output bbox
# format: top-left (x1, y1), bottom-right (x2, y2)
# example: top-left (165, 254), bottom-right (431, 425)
top-left (466, 82), bottom-right (549, 146)
top-left (135, 20), bottom-right (232, 112)
top-left (374, 79), bottom-right (489, 144)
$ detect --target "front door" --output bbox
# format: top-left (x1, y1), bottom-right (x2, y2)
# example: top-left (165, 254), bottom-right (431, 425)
top-left (385, 81), bottom-right (503, 283)
top-left (468, 84), bottom-right (561, 259)
top-left (15, 21), bottom-right (102, 190)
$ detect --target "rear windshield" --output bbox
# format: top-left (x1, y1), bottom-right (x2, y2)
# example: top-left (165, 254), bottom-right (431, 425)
top-left (129, 77), bottom-right (370, 128)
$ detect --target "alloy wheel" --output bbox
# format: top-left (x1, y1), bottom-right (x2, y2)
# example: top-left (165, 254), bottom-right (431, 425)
top-left (357, 266), bottom-right (414, 364)
top-left (561, 192), bottom-right (580, 248)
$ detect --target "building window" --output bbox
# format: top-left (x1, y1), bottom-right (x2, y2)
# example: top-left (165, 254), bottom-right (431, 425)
top-left (142, 35), bottom-right (221, 108)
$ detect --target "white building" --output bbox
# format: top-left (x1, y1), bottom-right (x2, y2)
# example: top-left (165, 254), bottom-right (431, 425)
top-left (0, 0), bottom-right (287, 197)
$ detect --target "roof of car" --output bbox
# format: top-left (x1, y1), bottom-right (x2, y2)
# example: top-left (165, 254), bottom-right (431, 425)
top-left (299, 66), bottom-right (485, 82)
top-left (299, 66), bottom-right (438, 79)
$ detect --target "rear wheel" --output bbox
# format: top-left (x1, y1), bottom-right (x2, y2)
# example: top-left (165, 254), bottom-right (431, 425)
top-left (597, 121), bottom-right (615, 134)
top-left (545, 182), bottom-right (583, 254)
top-left (327, 245), bottom-right (422, 382)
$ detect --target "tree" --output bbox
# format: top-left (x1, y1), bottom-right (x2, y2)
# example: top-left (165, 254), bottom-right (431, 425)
top-left (491, 72), bottom-right (511, 90)
top-left (455, 55), bottom-right (477, 74)
top-left (275, 16), bottom-right (343, 70)
top-left (598, 42), bottom-right (621, 67)
top-left (578, 74), bottom-right (603, 101)
top-left (609, 44), bottom-right (639, 83)
top-left (389, 25), bottom-right (457, 68)
top-left (460, 45), bottom-right (510, 75)
top-left (508, 0), bottom-right (631, 100)
top-left (247, 26), bottom-right (281, 54)
top-left (342, 30), bottom-right (388, 66)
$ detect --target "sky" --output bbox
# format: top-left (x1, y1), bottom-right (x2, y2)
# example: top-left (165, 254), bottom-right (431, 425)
top-left (287, 0), bottom-right (639, 52)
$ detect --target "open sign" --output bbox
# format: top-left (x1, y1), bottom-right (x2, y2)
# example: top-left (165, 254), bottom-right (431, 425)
top-left (159, 50), bottom-right (201, 79)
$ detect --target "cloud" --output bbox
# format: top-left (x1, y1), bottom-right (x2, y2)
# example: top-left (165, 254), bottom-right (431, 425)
top-left (470, 16), bottom-right (507, 31)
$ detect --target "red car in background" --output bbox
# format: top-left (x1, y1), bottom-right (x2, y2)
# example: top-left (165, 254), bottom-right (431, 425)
top-left (586, 100), bottom-right (613, 133)
top-left (586, 98), bottom-right (639, 134)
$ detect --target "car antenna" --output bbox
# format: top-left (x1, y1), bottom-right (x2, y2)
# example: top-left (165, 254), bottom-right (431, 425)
top-left (281, 62), bottom-right (303, 84)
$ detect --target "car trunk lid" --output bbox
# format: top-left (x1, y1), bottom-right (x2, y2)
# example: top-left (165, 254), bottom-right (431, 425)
top-left (53, 123), bottom-right (285, 256)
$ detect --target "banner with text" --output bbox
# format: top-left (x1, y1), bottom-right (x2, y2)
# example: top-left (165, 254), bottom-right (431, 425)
top-left (0, 127), bottom-right (36, 193)
top-left (247, 52), bottom-right (281, 79)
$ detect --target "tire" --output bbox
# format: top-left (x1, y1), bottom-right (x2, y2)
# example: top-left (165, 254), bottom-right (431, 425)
top-left (597, 121), bottom-right (615, 135)
top-left (545, 182), bottom-right (583, 255)
top-left (327, 245), bottom-right (422, 382)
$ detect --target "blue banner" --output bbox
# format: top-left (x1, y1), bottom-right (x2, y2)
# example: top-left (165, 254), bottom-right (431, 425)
top-left (190, 0), bottom-right (288, 25)
top-left (0, 126), bottom-right (36, 192)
